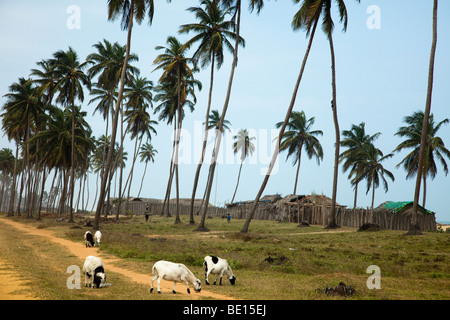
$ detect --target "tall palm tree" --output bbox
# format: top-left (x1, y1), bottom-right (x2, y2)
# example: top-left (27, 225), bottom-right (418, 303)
top-left (52, 47), bottom-right (91, 222)
top-left (196, 109), bottom-right (231, 231)
top-left (153, 76), bottom-right (200, 218)
top-left (241, 0), bottom-right (322, 233)
top-left (199, 0), bottom-right (265, 232)
top-left (411, 0), bottom-right (438, 235)
top-left (179, 0), bottom-right (243, 225)
top-left (276, 111), bottom-right (323, 195)
top-left (394, 111), bottom-right (449, 207)
top-left (153, 36), bottom-right (198, 223)
top-left (231, 129), bottom-right (255, 203)
top-left (137, 142), bottom-right (157, 197)
top-left (95, 0), bottom-right (165, 230)
top-left (340, 122), bottom-right (380, 210)
top-left (123, 76), bottom-right (157, 212)
top-left (351, 144), bottom-right (395, 214)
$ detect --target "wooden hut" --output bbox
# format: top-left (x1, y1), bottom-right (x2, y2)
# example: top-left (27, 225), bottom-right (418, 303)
top-left (372, 201), bottom-right (436, 231)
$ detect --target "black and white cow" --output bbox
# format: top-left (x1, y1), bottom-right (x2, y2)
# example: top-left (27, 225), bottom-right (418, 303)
top-left (82, 255), bottom-right (107, 289)
top-left (203, 255), bottom-right (236, 286)
top-left (84, 231), bottom-right (95, 247)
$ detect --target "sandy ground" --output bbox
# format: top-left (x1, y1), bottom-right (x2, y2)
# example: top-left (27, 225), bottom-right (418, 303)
top-left (0, 217), bottom-right (234, 300)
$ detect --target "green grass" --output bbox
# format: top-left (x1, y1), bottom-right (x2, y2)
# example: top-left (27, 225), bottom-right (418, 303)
top-left (1, 212), bottom-right (449, 300)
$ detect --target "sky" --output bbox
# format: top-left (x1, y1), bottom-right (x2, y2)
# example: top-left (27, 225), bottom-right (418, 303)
top-left (1, 0), bottom-right (449, 223)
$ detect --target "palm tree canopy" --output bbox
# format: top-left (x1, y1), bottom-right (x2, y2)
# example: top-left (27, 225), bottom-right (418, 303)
top-left (394, 110), bottom-right (450, 180)
top-left (51, 47), bottom-right (91, 107)
top-left (179, 0), bottom-right (244, 70)
top-left (107, 0), bottom-right (169, 30)
top-left (340, 122), bottom-right (381, 179)
top-left (292, 0), bottom-right (360, 38)
top-left (139, 142), bottom-right (158, 163)
top-left (351, 144), bottom-right (395, 195)
top-left (206, 109), bottom-right (231, 132)
top-left (124, 76), bottom-right (157, 141)
top-left (233, 129), bottom-right (256, 162)
top-left (276, 110), bottom-right (323, 166)
top-left (87, 39), bottom-right (139, 91)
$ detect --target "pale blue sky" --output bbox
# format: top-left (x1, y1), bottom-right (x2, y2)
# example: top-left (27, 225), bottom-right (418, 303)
top-left (1, 1), bottom-right (449, 223)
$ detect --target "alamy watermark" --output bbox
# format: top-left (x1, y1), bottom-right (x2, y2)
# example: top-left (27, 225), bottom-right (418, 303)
top-left (66, 5), bottom-right (81, 30)
top-left (367, 5), bottom-right (381, 30)
top-left (171, 122), bottom-right (281, 175)
top-left (366, 265), bottom-right (381, 289)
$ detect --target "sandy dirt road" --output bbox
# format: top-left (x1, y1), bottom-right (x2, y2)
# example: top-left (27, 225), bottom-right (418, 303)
top-left (0, 217), bottom-right (234, 300)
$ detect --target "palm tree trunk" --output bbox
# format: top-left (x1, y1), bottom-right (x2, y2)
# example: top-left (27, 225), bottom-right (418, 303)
top-left (422, 174), bottom-right (427, 208)
top-left (189, 54), bottom-right (215, 225)
top-left (353, 182), bottom-right (358, 214)
top-left (326, 32), bottom-right (341, 230)
top-left (7, 137), bottom-right (19, 216)
top-left (231, 161), bottom-right (243, 203)
top-left (293, 144), bottom-right (303, 195)
top-left (116, 102), bottom-right (125, 220)
top-left (137, 162), bottom-right (148, 198)
top-left (68, 102), bottom-right (76, 223)
top-left (411, 0), bottom-right (437, 235)
top-left (196, 1), bottom-right (242, 232)
top-left (174, 68), bottom-right (182, 224)
top-left (94, 0), bottom-right (134, 230)
top-left (240, 19), bottom-right (319, 234)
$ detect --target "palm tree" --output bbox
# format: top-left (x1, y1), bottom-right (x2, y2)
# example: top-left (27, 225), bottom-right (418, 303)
top-left (95, 0), bottom-right (164, 230)
top-left (137, 142), bottom-right (157, 197)
top-left (197, 0), bottom-right (266, 231)
top-left (340, 122), bottom-right (380, 211)
top-left (411, 0), bottom-right (438, 235)
top-left (351, 144), bottom-right (395, 215)
top-left (241, 0), bottom-right (322, 233)
top-left (276, 111), bottom-right (323, 195)
top-left (231, 129), bottom-right (255, 203)
top-left (123, 76), bottom-right (157, 213)
top-left (196, 109), bottom-right (231, 231)
top-left (153, 36), bottom-right (198, 223)
top-left (394, 111), bottom-right (450, 208)
top-left (153, 76), bottom-right (200, 218)
top-left (52, 47), bottom-right (91, 222)
top-left (180, 0), bottom-right (243, 225)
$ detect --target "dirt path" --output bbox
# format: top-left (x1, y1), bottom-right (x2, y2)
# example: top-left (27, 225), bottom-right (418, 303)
top-left (0, 217), bottom-right (234, 300)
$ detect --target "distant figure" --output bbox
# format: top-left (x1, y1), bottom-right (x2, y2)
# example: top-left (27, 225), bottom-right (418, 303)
top-left (227, 213), bottom-right (231, 223)
top-left (145, 204), bottom-right (150, 223)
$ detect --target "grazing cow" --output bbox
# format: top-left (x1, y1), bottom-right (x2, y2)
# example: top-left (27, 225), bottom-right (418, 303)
top-left (203, 255), bottom-right (236, 285)
top-left (84, 231), bottom-right (95, 247)
top-left (82, 255), bottom-right (106, 289)
top-left (150, 260), bottom-right (201, 294)
top-left (94, 230), bottom-right (102, 247)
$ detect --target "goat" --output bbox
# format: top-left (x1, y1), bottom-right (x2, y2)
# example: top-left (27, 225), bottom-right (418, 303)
top-left (82, 255), bottom-right (106, 289)
top-left (94, 230), bottom-right (102, 247)
top-left (84, 231), bottom-right (95, 247)
top-left (150, 260), bottom-right (201, 294)
top-left (203, 255), bottom-right (236, 285)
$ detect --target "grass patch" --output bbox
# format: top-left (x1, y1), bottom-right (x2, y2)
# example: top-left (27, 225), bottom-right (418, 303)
top-left (1, 212), bottom-right (449, 300)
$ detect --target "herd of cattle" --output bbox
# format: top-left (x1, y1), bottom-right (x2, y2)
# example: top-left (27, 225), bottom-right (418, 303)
top-left (82, 230), bottom-right (236, 294)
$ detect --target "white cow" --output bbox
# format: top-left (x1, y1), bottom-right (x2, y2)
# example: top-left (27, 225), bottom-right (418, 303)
top-left (203, 255), bottom-right (236, 285)
top-left (94, 230), bottom-right (102, 247)
top-left (82, 255), bottom-right (106, 289)
top-left (150, 260), bottom-right (201, 294)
